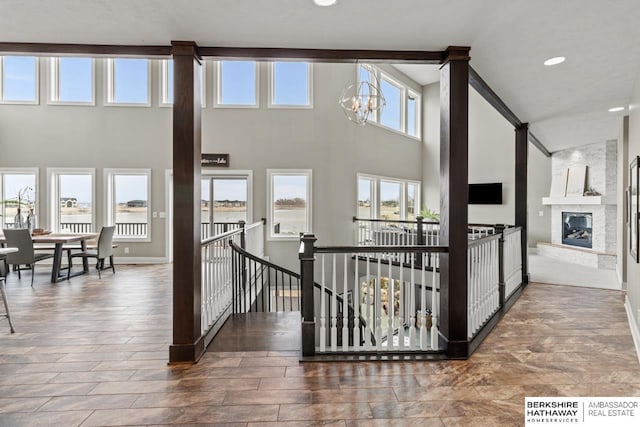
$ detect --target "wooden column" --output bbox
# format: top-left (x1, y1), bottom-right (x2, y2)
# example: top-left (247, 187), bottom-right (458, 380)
top-left (515, 123), bottom-right (529, 285)
top-left (169, 41), bottom-right (204, 364)
top-left (439, 46), bottom-right (471, 359)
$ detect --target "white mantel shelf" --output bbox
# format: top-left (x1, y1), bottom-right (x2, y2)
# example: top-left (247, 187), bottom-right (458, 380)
top-left (542, 195), bottom-right (616, 206)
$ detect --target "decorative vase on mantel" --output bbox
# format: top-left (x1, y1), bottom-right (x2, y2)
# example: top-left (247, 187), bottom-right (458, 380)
top-left (14, 208), bottom-right (25, 229)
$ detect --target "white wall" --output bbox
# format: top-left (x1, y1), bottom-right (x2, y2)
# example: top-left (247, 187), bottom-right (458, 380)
top-left (528, 145), bottom-right (552, 247)
top-left (0, 59), bottom-right (423, 271)
top-left (626, 75), bottom-right (640, 336)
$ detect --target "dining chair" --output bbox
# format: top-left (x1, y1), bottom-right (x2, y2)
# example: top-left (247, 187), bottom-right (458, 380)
top-left (2, 229), bottom-right (54, 287)
top-left (67, 226), bottom-right (116, 279)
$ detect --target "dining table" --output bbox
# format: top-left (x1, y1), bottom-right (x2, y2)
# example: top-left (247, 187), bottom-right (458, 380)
top-left (0, 233), bottom-right (97, 283)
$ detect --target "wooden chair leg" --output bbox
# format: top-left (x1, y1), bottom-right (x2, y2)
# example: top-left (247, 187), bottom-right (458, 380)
top-left (30, 264), bottom-right (34, 288)
top-left (0, 279), bottom-right (15, 333)
top-left (67, 252), bottom-right (73, 280)
top-left (110, 255), bottom-right (115, 274)
top-left (97, 259), bottom-right (102, 279)
top-left (17, 267), bottom-right (20, 280)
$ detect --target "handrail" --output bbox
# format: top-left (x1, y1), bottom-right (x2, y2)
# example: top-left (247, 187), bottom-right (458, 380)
top-left (315, 245), bottom-right (448, 254)
top-left (467, 233), bottom-right (501, 248)
top-left (352, 216), bottom-right (439, 226)
top-left (502, 225), bottom-right (523, 236)
top-left (201, 227), bottom-right (243, 246)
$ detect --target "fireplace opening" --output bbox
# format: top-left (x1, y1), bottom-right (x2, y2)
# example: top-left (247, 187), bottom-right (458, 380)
top-left (562, 212), bottom-right (593, 249)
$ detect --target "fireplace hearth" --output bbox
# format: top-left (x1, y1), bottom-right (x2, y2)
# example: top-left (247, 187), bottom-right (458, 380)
top-left (562, 212), bottom-right (593, 249)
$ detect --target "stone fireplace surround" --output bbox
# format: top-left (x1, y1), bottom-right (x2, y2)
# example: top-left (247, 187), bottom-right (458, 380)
top-left (537, 141), bottom-right (617, 270)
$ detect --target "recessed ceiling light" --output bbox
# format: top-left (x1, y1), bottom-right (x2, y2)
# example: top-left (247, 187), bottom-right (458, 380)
top-left (608, 107), bottom-right (625, 112)
top-left (314, 0), bottom-right (337, 6)
top-left (543, 56), bottom-right (566, 66)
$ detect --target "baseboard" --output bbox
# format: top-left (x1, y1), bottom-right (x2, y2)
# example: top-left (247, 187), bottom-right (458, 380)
top-left (624, 296), bottom-right (640, 365)
top-left (113, 257), bottom-right (167, 264)
top-left (616, 267), bottom-right (626, 290)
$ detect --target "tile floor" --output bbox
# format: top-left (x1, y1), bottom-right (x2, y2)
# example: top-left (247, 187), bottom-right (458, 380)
top-left (0, 264), bottom-right (638, 426)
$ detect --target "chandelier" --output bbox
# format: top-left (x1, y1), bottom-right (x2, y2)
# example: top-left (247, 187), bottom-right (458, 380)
top-left (338, 64), bottom-right (385, 125)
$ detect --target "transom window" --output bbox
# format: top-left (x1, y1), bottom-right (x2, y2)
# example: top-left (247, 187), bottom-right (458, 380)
top-left (0, 169), bottom-right (38, 229)
top-left (268, 170), bottom-right (312, 239)
top-left (0, 56), bottom-right (38, 104)
top-left (106, 58), bottom-right (150, 106)
top-left (104, 169), bottom-right (151, 241)
top-left (214, 60), bottom-right (259, 107)
top-left (49, 57), bottom-right (94, 104)
top-left (358, 64), bottom-right (421, 139)
top-left (161, 59), bottom-right (206, 107)
top-left (356, 174), bottom-right (421, 221)
top-left (269, 62), bottom-right (312, 108)
top-left (48, 168), bottom-right (95, 233)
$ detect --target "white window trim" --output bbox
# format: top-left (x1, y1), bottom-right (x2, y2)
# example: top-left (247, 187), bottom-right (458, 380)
top-left (407, 89), bottom-right (422, 139)
top-left (104, 58), bottom-right (151, 107)
top-left (0, 56), bottom-right (39, 105)
top-left (357, 64), bottom-right (421, 141)
top-left (104, 168), bottom-right (152, 242)
top-left (213, 60), bottom-right (260, 109)
top-left (267, 62), bottom-right (313, 109)
top-left (267, 169), bottom-right (312, 241)
top-left (356, 175), bottom-right (377, 219)
top-left (48, 57), bottom-right (95, 106)
top-left (159, 59), bottom-right (207, 108)
top-left (202, 169), bottom-right (254, 225)
top-left (357, 173), bottom-right (421, 221)
top-left (0, 167), bottom-right (40, 227)
top-left (47, 168), bottom-right (96, 233)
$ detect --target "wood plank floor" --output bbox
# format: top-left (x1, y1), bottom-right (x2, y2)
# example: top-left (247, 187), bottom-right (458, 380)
top-left (0, 264), bottom-right (638, 426)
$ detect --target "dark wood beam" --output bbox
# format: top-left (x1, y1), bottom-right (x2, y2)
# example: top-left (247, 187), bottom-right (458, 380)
top-left (515, 123), bottom-right (529, 285)
top-left (469, 66), bottom-right (551, 158)
top-left (528, 132), bottom-right (552, 157)
top-left (198, 47), bottom-right (445, 63)
top-left (0, 42), bottom-right (171, 57)
top-left (439, 46), bottom-right (471, 358)
top-left (169, 41), bottom-right (204, 364)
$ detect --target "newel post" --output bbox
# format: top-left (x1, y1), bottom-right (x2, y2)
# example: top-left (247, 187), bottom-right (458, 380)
top-left (300, 233), bottom-right (317, 357)
top-left (515, 124), bottom-right (529, 285)
top-left (416, 216), bottom-right (425, 268)
top-left (239, 220), bottom-right (246, 250)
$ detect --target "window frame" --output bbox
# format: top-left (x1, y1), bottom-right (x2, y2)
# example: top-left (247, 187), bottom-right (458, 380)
top-left (47, 168), bottom-right (96, 233)
top-left (267, 62), bottom-right (313, 109)
top-left (213, 60), bottom-right (260, 109)
top-left (0, 168), bottom-right (40, 228)
top-left (105, 57), bottom-right (151, 107)
top-left (160, 59), bottom-right (207, 108)
top-left (267, 169), bottom-right (312, 241)
top-left (202, 169), bottom-right (254, 226)
top-left (48, 57), bottom-right (95, 106)
top-left (0, 55), bottom-right (39, 105)
top-left (357, 64), bottom-right (421, 141)
top-left (104, 168), bottom-right (152, 242)
top-left (356, 173), bottom-right (421, 221)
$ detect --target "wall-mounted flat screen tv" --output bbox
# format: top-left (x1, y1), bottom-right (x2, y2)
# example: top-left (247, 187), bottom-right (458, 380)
top-left (469, 183), bottom-right (503, 205)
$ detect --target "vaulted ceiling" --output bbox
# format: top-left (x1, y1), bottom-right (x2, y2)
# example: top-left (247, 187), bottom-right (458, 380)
top-left (3, 0), bottom-right (640, 152)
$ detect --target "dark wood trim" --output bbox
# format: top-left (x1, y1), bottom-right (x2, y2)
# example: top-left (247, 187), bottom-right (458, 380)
top-left (197, 47), bottom-right (445, 63)
top-left (469, 66), bottom-right (520, 128)
top-left (469, 66), bottom-right (552, 158)
top-left (528, 132), bottom-right (552, 157)
top-left (439, 50), bottom-right (470, 360)
top-left (169, 41), bottom-right (204, 364)
top-left (515, 124), bottom-right (529, 285)
top-left (0, 42), bottom-right (171, 57)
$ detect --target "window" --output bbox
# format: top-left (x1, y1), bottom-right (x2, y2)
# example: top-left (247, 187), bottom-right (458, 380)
top-left (106, 58), bottom-right (150, 105)
top-left (200, 172), bottom-right (253, 237)
top-left (0, 169), bottom-right (38, 229)
top-left (49, 57), bottom-right (94, 104)
top-left (356, 173), bottom-right (420, 221)
top-left (357, 177), bottom-right (374, 219)
top-left (268, 170), bottom-right (312, 239)
top-left (0, 56), bottom-right (38, 104)
top-left (214, 60), bottom-right (258, 107)
top-left (105, 169), bottom-right (151, 241)
top-left (269, 62), bottom-right (312, 107)
top-left (358, 64), bottom-right (421, 139)
top-left (160, 59), bottom-right (206, 107)
top-left (48, 168), bottom-right (95, 233)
